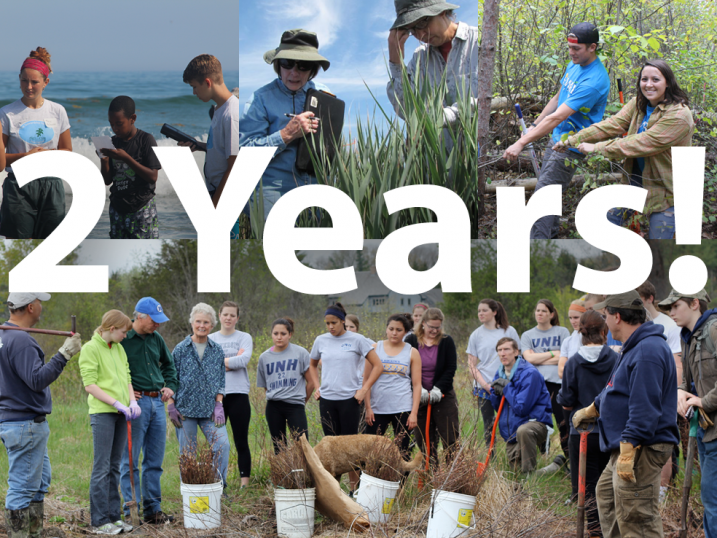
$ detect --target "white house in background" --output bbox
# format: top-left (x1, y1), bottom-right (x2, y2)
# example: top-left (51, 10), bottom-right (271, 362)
top-left (327, 272), bottom-right (443, 313)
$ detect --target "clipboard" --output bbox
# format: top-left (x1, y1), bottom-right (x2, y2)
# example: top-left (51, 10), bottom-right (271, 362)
top-left (295, 89), bottom-right (345, 175)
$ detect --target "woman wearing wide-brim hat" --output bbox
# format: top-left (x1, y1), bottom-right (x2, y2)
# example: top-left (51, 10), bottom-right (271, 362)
top-left (387, 0), bottom-right (480, 127)
top-left (238, 29), bottom-right (331, 220)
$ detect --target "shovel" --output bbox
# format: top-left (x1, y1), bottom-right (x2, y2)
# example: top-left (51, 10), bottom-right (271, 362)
top-left (680, 412), bottom-right (699, 538)
top-left (0, 315), bottom-right (77, 336)
top-left (477, 396), bottom-right (505, 477)
top-left (418, 401), bottom-right (433, 491)
top-left (126, 421), bottom-right (141, 529)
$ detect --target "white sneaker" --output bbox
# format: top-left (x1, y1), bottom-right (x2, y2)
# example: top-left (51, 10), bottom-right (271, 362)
top-left (113, 520), bottom-right (133, 532)
top-left (94, 523), bottom-right (122, 535)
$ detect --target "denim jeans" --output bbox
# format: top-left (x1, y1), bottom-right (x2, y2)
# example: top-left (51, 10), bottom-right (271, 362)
top-left (90, 413), bottom-right (127, 527)
top-left (698, 428), bottom-right (717, 538)
top-left (120, 395), bottom-right (166, 517)
top-left (175, 417), bottom-right (230, 486)
top-left (606, 206), bottom-right (676, 239)
top-left (0, 420), bottom-right (51, 510)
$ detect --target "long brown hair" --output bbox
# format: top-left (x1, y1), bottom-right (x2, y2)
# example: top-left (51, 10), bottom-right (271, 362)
top-left (414, 307), bottom-right (445, 346)
top-left (635, 59), bottom-right (689, 113)
top-left (537, 299), bottom-right (560, 326)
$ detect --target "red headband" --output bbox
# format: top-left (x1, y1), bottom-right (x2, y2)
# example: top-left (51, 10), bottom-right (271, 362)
top-left (21, 58), bottom-right (50, 78)
top-left (569, 304), bottom-right (587, 313)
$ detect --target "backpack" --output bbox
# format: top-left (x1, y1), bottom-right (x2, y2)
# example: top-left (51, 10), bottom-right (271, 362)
top-left (693, 314), bottom-right (717, 382)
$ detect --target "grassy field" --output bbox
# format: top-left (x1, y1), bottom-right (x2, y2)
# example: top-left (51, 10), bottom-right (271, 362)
top-left (0, 330), bottom-right (706, 537)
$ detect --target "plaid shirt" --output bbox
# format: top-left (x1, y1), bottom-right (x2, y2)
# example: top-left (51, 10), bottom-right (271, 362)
top-left (567, 97), bottom-right (694, 215)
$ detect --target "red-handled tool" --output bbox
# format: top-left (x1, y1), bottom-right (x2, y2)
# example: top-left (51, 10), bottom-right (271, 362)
top-left (617, 78), bottom-right (625, 106)
top-left (576, 429), bottom-right (588, 538)
top-left (477, 396), bottom-right (505, 477)
top-left (127, 421), bottom-right (141, 527)
top-left (418, 402), bottom-right (433, 490)
top-left (0, 314), bottom-right (77, 337)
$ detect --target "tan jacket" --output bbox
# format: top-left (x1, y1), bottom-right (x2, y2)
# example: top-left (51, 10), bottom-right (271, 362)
top-left (679, 313), bottom-right (717, 443)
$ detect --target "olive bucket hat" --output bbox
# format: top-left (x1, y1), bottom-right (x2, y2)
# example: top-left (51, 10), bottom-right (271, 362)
top-left (391, 0), bottom-right (460, 30)
top-left (263, 29), bottom-right (330, 71)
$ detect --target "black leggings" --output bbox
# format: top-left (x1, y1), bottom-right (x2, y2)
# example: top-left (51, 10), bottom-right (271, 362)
top-left (224, 393), bottom-right (251, 478)
top-left (364, 412), bottom-right (412, 459)
top-left (265, 400), bottom-right (308, 454)
top-left (319, 397), bottom-right (361, 436)
top-left (545, 381), bottom-right (569, 458)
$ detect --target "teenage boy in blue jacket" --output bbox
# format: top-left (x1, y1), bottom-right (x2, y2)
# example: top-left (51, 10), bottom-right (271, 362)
top-left (490, 337), bottom-right (553, 473)
top-left (574, 291), bottom-right (678, 538)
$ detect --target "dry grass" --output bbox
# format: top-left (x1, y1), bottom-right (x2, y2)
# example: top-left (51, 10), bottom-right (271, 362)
top-left (178, 440), bottom-right (219, 485)
top-left (269, 436), bottom-right (313, 490)
top-left (431, 443), bottom-right (485, 497)
top-left (360, 433), bottom-right (407, 483)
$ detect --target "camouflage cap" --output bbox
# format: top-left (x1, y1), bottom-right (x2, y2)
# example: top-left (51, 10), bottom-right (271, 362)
top-left (592, 291), bottom-right (644, 311)
top-left (657, 288), bottom-right (711, 311)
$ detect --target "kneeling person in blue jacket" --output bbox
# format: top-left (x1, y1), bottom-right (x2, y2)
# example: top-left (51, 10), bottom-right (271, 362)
top-left (573, 291), bottom-right (678, 538)
top-left (490, 337), bottom-right (553, 473)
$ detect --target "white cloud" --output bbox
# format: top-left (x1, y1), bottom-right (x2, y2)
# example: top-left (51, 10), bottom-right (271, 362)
top-left (262, 0), bottom-right (345, 48)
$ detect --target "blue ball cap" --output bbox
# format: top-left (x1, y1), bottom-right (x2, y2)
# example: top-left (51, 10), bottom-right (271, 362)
top-left (135, 297), bottom-right (170, 323)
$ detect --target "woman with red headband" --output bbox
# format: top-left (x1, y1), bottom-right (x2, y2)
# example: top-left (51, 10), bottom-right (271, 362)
top-left (0, 47), bottom-right (72, 239)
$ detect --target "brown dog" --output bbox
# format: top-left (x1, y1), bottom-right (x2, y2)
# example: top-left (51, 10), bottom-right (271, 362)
top-left (313, 434), bottom-right (423, 479)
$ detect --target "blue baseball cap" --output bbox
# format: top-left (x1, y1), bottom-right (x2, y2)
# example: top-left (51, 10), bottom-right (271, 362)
top-left (135, 297), bottom-right (170, 323)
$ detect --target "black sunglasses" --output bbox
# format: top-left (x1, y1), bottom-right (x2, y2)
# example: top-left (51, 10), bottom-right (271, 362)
top-left (278, 59), bottom-right (317, 72)
top-left (406, 16), bottom-right (432, 35)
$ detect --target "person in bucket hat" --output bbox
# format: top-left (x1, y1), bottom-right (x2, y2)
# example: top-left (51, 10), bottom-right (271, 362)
top-left (386, 0), bottom-right (480, 131)
top-left (239, 29), bottom-right (332, 221)
top-left (659, 288), bottom-right (717, 536)
top-left (573, 290), bottom-right (678, 537)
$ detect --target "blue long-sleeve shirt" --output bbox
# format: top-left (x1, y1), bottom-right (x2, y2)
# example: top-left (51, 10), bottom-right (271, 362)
top-left (239, 78), bottom-right (330, 194)
top-left (0, 323), bottom-right (68, 421)
top-left (172, 336), bottom-right (226, 419)
top-left (594, 321), bottom-right (679, 451)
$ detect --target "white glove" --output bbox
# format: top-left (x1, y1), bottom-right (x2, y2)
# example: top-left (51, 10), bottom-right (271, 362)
top-left (429, 386), bottom-right (443, 404)
top-left (59, 334), bottom-right (82, 360)
top-left (420, 388), bottom-right (430, 406)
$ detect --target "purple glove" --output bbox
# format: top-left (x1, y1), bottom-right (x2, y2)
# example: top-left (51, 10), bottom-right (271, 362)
top-left (129, 401), bottom-right (142, 420)
top-left (211, 401), bottom-right (225, 427)
top-left (112, 401), bottom-right (132, 420)
top-left (167, 403), bottom-right (184, 428)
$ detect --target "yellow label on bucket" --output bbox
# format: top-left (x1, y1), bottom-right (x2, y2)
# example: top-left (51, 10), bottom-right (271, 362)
top-left (457, 508), bottom-right (473, 528)
top-left (189, 496), bottom-right (210, 514)
top-left (382, 498), bottom-right (395, 514)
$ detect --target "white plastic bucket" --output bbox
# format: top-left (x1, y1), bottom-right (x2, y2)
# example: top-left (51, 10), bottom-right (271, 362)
top-left (426, 489), bottom-right (476, 538)
top-left (355, 473), bottom-right (400, 524)
top-left (274, 488), bottom-right (316, 538)
top-left (180, 481), bottom-right (222, 529)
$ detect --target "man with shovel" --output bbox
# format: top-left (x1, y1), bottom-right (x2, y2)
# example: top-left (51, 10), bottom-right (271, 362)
top-left (502, 22), bottom-right (610, 239)
top-left (119, 297), bottom-right (178, 525)
top-left (659, 288), bottom-right (717, 538)
top-left (573, 291), bottom-right (678, 537)
top-left (0, 293), bottom-right (82, 538)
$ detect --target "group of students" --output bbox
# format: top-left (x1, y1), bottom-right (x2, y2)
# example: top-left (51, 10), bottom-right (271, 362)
top-left (0, 48), bottom-right (238, 239)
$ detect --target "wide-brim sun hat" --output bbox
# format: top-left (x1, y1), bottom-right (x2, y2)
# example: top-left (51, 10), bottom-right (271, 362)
top-left (391, 0), bottom-right (460, 30)
top-left (263, 29), bottom-right (330, 71)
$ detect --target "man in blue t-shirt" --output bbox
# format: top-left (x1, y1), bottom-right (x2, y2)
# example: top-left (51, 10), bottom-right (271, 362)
top-left (503, 23), bottom-right (610, 239)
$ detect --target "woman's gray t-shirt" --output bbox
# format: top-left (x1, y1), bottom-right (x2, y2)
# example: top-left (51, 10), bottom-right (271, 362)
top-left (370, 341), bottom-right (413, 415)
top-left (208, 330), bottom-right (253, 394)
top-left (310, 331), bottom-right (373, 401)
top-left (466, 325), bottom-right (521, 383)
top-left (256, 343), bottom-right (310, 405)
top-left (520, 325), bottom-right (571, 384)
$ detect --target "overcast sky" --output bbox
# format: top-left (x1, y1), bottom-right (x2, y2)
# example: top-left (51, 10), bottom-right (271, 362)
top-left (0, 0), bottom-right (238, 72)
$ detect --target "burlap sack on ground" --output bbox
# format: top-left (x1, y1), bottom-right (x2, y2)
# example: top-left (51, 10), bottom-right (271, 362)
top-left (299, 435), bottom-right (370, 531)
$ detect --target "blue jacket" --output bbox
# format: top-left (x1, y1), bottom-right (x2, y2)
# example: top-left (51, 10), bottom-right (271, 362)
top-left (594, 321), bottom-right (679, 451)
top-left (173, 336), bottom-right (226, 419)
top-left (238, 78), bottom-right (330, 194)
top-left (490, 358), bottom-right (552, 443)
top-left (0, 323), bottom-right (68, 421)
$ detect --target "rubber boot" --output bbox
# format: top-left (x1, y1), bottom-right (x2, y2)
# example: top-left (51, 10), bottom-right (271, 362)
top-left (28, 502), bottom-right (43, 538)
top-left (5, 507), bottom-right (30, 538)
top-left (534, 454), bottom-right (566, 476)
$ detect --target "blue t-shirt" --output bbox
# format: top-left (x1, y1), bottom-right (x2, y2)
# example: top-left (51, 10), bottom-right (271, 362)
top-left (635, 105), bottom-right (655, 173)
top-left (551, 58), bottom-right (611, 150)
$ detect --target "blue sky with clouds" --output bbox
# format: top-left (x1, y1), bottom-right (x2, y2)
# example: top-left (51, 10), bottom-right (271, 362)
top-left (0, 0), bottom-right (238, 72)
top-left (239, 0), bottom-right (479, 121)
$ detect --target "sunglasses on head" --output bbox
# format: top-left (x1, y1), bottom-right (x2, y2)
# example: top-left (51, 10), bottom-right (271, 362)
top-left (278, 59), bottom-right (316, 72)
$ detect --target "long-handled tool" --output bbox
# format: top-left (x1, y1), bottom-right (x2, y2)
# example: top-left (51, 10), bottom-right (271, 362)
top-left (418, 402), bottom-right (433, 491)
top-left (514, 104), bottom-right (541, 178)
top-left (477, 396), bottom-right (505, 477)
top-left (576, 428), bottom-right (589, 538)
top-left (0, 315), bottom-right (77, 336)
top-left (127, 421), bottom-right (141, 528)
top-left (617, 78), bottom-right (625, 107)
top-left (680, 412), bottom-right (699, 538)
